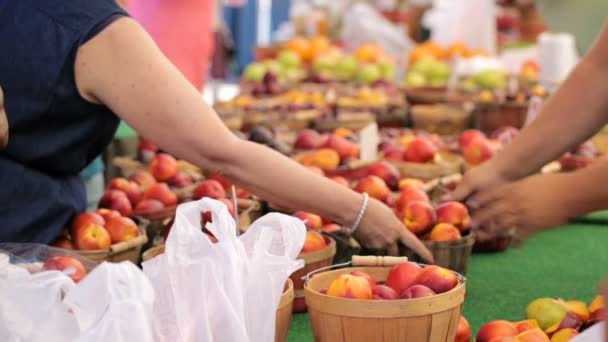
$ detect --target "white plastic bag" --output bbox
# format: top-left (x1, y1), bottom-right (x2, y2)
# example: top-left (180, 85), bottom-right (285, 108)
top-left (0, 245), bottom-right (155, 342)
top-left (144, 198), bottom-right (306, 342)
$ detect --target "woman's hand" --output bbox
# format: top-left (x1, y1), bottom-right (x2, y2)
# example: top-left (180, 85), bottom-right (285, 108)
top-left (467, 173), bottom-right (573, 242)
top-left (355, 198), bottom-right (434, 263)
top-left (446, 160), bottom-right (515, 205)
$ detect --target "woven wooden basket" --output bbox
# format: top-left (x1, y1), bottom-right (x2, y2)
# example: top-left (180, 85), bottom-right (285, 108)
top-left (401, 233), bottom-right (475, 275)
top-left (304, 258), bottom-right (466, 342)
top-left (474, 101), bottom-right (528, 135)
top-left (276, 279), bottom-right (295, 342)
top-left (410, 104), bottom-right (472, 137)
top-left (388, 152), bottom-right (464, 180)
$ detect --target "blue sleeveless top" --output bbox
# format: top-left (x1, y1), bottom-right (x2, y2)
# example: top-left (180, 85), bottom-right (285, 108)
top-left (0, 0), bottom-right (128, 243)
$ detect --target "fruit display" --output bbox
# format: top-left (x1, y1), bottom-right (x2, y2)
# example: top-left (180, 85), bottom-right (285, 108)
top-left (292, 130), bottom-right (361, 170)
top-left (42, 255), bottom-right (88, 283)
top-left (476, 294), bottom-right (605, 342)
top-left (321, 262), bottom-right (460, 300)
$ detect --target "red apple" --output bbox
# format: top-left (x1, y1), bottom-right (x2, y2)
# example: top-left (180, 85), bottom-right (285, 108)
top-left (149, 153), bottom-right (179, 182)
top-left (107, 177), bottom-right (141, 206)
top-left (50, 236), bottom-right (76, 250)
top-left (404, 137), bottom-right (437, 163)
top-left (105, 216), bottom-right (140, 243)
top-left (386, 262), bottom-right (422, 295)
top-left (143, 183), bottom-right (178, 207)
top-left (43, 256), bottom-right (87, 283)
top-left (399, 284), bottom-right (437, 299)
top-left (192, 179), bottom-right (226, 200)
top-left (98, 189), bottom-right (133, 217)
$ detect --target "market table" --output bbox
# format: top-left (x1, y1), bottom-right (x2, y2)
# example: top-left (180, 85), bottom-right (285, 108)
top-left (286, 223), bottom-right (608, 341)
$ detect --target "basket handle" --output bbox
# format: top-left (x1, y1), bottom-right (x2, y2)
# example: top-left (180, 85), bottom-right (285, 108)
top-left (352, 255), bottom-right (408, 267)
top-left (109, 235), bottom-right (148, 255)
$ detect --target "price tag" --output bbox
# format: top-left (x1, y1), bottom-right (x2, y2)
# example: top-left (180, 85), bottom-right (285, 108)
top-left (524, 96), bottom-right (543, 127)
top-left (358, 122), bottom-right (379, 162)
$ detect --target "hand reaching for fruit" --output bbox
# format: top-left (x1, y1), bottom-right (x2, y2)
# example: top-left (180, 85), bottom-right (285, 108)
top-left (354, 198), bottom-right (434, 263)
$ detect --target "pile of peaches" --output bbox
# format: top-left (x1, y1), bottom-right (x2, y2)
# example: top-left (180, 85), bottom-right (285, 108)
top-left (476, 296), bottom-right (605, 342)
top-left (293, 129), bottom-right (360, 170)
top-left (380, 128), bottom-right (448, 164)
top-left (320, 261), bottom-right (460, 301)
top-left (290, 211), bottom-right (341, 254)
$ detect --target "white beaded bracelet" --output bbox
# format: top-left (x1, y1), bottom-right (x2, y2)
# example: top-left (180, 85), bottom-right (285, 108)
top-left (349, 193), bottom-right (369, 235)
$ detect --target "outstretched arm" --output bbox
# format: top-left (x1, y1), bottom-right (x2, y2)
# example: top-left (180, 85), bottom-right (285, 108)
top-left (74, 18), bottom-right (432, 261)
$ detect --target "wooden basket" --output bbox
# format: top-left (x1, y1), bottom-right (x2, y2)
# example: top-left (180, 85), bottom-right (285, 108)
top-left (290, 236), bottom-right (336, 313)
top-left (304, 264), bottom-right (466, 342)
top-left (276, 279), bottom-right (295, 342)
top-left (313, 111), bottom-right (376, 132)
top-left (474, 101), bottom-right (528, 135)
top-left (141, 244), bottom-right (164, 262)
top-left (410, 104), bottom-right (472, 137)
top-left (473, 230), bottom-right (514, 253)
top-left (75, 223), bottom-right (148, 264)
top-left (242, 109), bottom-right (319, 132)
top-left (401, 234), bottom-right (475, 275)
top-left (388, 152), bottom-right (463, 180)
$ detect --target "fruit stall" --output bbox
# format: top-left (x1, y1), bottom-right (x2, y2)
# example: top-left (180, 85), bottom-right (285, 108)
top-left (2, 1), bottom-right (608, 342)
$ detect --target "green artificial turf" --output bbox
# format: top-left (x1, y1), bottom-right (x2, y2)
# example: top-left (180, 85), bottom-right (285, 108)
top-left (287, 224), bottom-right (608, 341)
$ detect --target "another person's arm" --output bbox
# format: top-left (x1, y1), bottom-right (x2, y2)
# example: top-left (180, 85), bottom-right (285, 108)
top-left (451, 21), bottom-right (608, 203)
top-left (74, 18), bottom-right (432, 261)
top-left (0, 85), bottom-right (7, 148)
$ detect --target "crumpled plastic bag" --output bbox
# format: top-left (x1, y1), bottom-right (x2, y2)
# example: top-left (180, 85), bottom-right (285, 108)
top-left (143, 198), bottom-right (306, 342)
top-left (0, 245), bottom-right (155, 342)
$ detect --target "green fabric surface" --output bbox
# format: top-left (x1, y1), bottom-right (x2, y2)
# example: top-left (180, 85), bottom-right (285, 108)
top-left (114, 121), bottom-right (137, 139)
top-left (287, 224), bottom-right (608, 341)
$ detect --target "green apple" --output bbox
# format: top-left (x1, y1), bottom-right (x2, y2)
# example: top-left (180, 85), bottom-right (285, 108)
top-left (313, 55), bottom-right (337, 73)
top-left (356, 64), bottom-right (381, 84)
top-left (243, 63), bottom-right (267, 82)
top-left (474, 69), bottom-right (507, 89)
top-left (427, 61), bottom-right (451, 79)
top-left (335, 56), bottom-right (358, 79)
top-left (404, 72), bottom-right (427, 87)
top-left (410, 57), bottom-right (437, 76)
top-left (459, 78), bottom-right (478, 92)
top-left (278, 50), bottom-right (301, 69)
top-left (526, 298), bottom-right (568, 330)
top-left (284, 68), bottom-right (305, 82)
top-left (263, 59), bottom-right (283, 74)
top-left (428, 75), bottom-right (448, 87)
top-left (378, 61), bottom-right (396, 80)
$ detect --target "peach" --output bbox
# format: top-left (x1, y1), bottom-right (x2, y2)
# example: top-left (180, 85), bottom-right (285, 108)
top-left (398, 178), bottom-right (425, 190)
top-left (383, 145), bottom-right (406, 161)
top-left (50, 236), bottom-right (75, 250)
top-left (43, 256), bottom-right (87, 283)
top-left (367, 161), bottom-right (400, 190)
top-left (105, 216), bottom-right (139, 243)
top-left (514, 320), bottom-right (540, 333)
top-left (293, 211), bottom-right (323, 230)
top-left (355, 175), bottom-right (391, 204)
top-left (456, 316), bottom-right (472, 342)
top-left (107, 177), bottom-right (141, 206)
top-left (322, 223), bottom-right (341, 233)
top-left (429, 223), bottom-right (462, 241)
top-left (404, 137), bottom-right (437, 163)
top-left (72, 212), bottom-right (105, 234)
top-left (565, 300), bottom-right (589, 324)
top-left (308, 149), bottom-right (341, 170)
top-left (149, 153), bottom-right (179, 181)
top-left (323, 134), bottom-right (360, 159)
top-left (459, 129), bottom-right (486, 149)
top-left (143, 183), bottom-right (178, 206)
top-left (435, 201), bottom-right (471, 233)
top-left (327, 274), bottom-right (372, 300)
top-left (464, 137), bottom-right (495, 165)
top-left (514, 328), bottom-right (550, 342)
top-left (208, 173), bottom-right (232, 190)
top-left (294, 129), bottom-right (323, 150)
top-left (386, 261), bottom-right (422, 295)
top-left (301, 231), bottom-right (327, 253)
top-left (329, 176), bottom-right (350, 187)
top-left (166, 172), bottom-right (194, 189)
top-left (95, 208), bottom-right (121, 223)
top-left (415, 265), bottom-right (459, 294)
top-left (74, 224), bottom-right (112, 250)
top-left (98, 190), bottom-right (133, 217)
top-left (351, 271), bottom-right (376, 288)
top-left (399, 284), bottom-right (436, 299)
top-left (134, 199), bottom-right (165, 216)
top-left (396, 185), bottom-right (430, 212)
top-left (549, 329), bottom-right (578, 342)
top-left (372, 285), bottom-right (399, 300)
top-left (476, 320), bottom-right (519, 342)
top-left (192, 179), bottom-right (226, 200)
top-left (491, 126), bottom-right (519, 146)
top-left (401, 201), bottom-right (435, 236)
top-left (128, 170), bottom-right (157, 190)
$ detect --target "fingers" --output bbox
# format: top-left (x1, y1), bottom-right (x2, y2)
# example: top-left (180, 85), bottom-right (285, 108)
top-left (466, 187), bottom-right (501, 210)
top-left (399, 228), bottom-right (434, 264)
top-left (443, 178), bottom-right (474, 202)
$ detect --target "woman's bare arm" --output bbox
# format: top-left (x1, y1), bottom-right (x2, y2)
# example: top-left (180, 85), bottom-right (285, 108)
top-left (74, 18), bottom-right (432, 260)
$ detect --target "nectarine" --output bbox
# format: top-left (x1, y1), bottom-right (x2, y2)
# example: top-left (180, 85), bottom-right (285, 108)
top-left (192, 179), bottom-right (226, 200)
top-left (43, 256), bottom-right (87, 283)
top-left (107, 178), bottom-right (141, 206)
top-left (351, 271), bottom-right (376, 288)
top-left (293, 211), bottom-right (323, 230)
top-left (399, 284), bottom-right (436, 299)
top-left (72, 212), bottom-right (105, 235)
top-left (301, 231), bottom-right (327, 253)
top-left (404, 137), bottom-right (437, 163)
top-left (429, 223), bottom-right (462, 241)
top-left (98, 190), bottom-right (133, 217)
top-left (456, 316), bottom-right (472, 342)
top-left (435, 201), bottom-right (471, 233)
top-left (327, 274), bottom-right (372, 300)
top-left (386, 262), bottom-right (422, 295)
top-left (477, 320), bottom-right (518, 342)
top-left (459, 129), bottom-right (486, 149)
top-left (105, 216), bottom-right (139, 243)
top-left (133, 199), bottom-right (165, 216)
top-left (367, 161), bottom-right (400, 190)
top-left (355, 175), bottom-right (391, 203)
top-left (372, 285), bottom-right (399, 300)
top-left (50, 236), bottom-right (76, 250)
top-left (402, 201), bottom-right (435, 236)
top-left (143, 183), bottom-right (178, 206)
top-left (128, 170), bottom-right (157, 190)
top-left (74, 224), bottom-right (112, 250)
top-left (396, 185), bottom-right (430, 212)
top-left (415, 265), bottom-right (459, 294)
top-left (463, 137), bottom-right (495, 165)
top-left (149, 153), bottom-right (179, 181)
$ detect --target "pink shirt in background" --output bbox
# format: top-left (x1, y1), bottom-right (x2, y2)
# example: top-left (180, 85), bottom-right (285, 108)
top-left (128, 0), bottom-right (215, 91)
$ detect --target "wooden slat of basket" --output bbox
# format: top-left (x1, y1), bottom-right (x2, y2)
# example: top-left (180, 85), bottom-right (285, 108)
top-left (113, 157), bottom-right (145, 178)
top-left (389, 153), bottom-right (464, 180)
